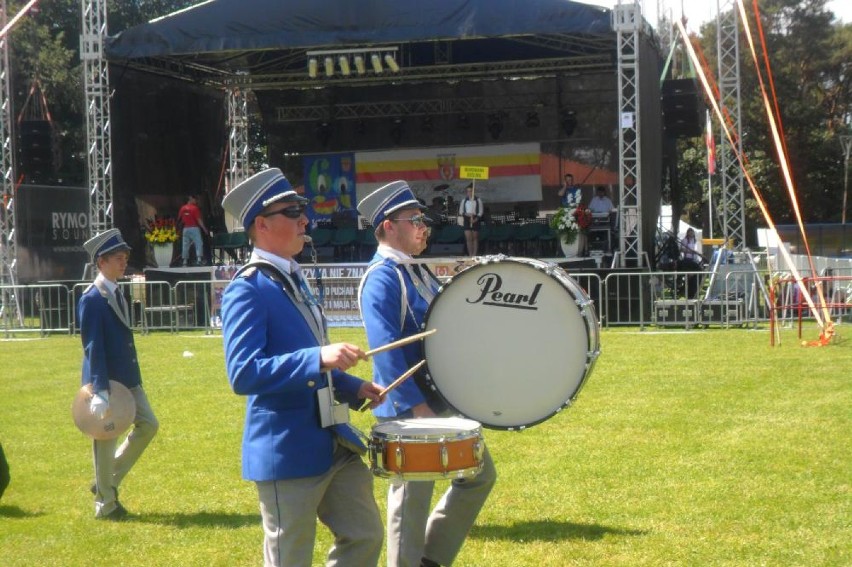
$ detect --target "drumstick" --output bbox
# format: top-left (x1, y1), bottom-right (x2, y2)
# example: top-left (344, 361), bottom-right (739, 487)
top-left (364, 328), bottom-right (436, 357)
top-left (358, 359), bottom-right (427, 412)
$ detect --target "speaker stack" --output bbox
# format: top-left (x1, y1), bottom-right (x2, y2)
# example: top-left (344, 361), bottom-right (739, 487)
top-left (19, 120), bottom-right (54, 183)
top-left (661, 79), bottom-right (704, 138)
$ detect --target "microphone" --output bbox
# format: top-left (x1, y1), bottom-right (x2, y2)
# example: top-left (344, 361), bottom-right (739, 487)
top-left (302, 234), bottom-right (313, 243)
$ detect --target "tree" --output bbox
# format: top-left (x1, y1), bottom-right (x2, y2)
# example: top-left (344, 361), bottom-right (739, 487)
top-left (675, 0), bottom-right (852, 244)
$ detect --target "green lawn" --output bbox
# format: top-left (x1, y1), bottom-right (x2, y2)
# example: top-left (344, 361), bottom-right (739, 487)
top-left (0, 325), bottom-right (849, 566)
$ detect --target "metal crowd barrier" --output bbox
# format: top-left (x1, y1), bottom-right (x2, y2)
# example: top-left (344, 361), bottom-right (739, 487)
top-left (3, 260), bottom-right (848, 336)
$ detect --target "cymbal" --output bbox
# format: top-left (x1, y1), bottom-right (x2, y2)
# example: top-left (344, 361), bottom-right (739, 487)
top-left (433, 183), bottom-right (450, 192)
top-left (72, 381), bottom-right (136, 440)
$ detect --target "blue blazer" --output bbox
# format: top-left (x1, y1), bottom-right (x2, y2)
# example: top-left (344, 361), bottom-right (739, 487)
top-left (360, 255), bottom-right (432, 418)
top-left (221, 266), bottom-right (365, 481)
top-left (77, 281), bottom-right (142, 393)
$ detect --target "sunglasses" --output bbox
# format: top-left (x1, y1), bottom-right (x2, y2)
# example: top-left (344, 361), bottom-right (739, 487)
top-left (260, 205), bottom-right (306, 220)
top-left (389, 214), bottom-right (431, 229)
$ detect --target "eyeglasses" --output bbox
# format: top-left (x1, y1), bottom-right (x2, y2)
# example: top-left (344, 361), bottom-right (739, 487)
top-left (389, 214), bottom-right (431, 229)
top-left (260, 205), bottom-right (306, 220)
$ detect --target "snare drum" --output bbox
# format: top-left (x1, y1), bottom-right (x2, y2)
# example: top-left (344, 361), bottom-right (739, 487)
top-left (369, 417), bottom-right (485, 481)
top-left (422, 257), bottom-right (600, 430)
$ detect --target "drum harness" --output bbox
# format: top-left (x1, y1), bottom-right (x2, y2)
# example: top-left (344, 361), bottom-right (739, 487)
top-left (233, 257), bottom-right (369, 454)
top-left (357, 258), bottom-right (440, 333)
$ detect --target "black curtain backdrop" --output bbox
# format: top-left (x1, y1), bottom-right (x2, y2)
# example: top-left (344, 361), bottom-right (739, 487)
top-left (110, 68), bottom-right (227, 269)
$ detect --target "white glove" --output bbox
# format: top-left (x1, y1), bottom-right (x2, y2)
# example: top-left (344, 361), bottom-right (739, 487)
top-left (89, 390), bottom-right (110, 420)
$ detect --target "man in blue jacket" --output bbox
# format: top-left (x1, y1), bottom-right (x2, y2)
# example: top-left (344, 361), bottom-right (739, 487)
top-left (221, 168), bottom-right (384, 567)
top-left (358, 181), bottom-right (496, 567)
top-left (78, 229), bottom-right (158, 520)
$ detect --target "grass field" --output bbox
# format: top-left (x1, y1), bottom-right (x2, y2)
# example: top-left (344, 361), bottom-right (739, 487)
top-left (0, 324), bottom-right (849, 566)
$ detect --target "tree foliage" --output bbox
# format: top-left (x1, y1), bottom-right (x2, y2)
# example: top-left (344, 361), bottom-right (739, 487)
top-left (673, 0), bottom-right (852, 241)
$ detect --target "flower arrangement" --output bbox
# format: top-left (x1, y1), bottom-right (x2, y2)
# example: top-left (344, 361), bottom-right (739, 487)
top-left (550, 191), bottom-right (592, 245)
top-left (144, 217), bottom-right (179, 244)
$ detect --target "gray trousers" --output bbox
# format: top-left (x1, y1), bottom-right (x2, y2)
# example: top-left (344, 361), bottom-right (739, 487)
top-left (386, 446), bottom-right (496, 567)
top-left (93, 385), bottom-right (158, 516)
top-left (256, 444), bottom-right (383, 567)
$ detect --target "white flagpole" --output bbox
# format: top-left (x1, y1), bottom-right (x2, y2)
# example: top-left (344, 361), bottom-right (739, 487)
top-left (706, 109), bottom-right (714, 239)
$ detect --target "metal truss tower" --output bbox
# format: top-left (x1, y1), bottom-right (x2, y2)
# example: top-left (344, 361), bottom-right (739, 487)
top-left (613, 3), bottom-right (644, 267)
top-left (0, 1), bottom-right (19, 320)
top-left (227, 86), bottom-right (250, 194)
top-left (716, 0), bottom-right (745, 248)
top-left (226, 85), bottom-right (250, 231)
top-left (81, 0), bottom-right (113, 236)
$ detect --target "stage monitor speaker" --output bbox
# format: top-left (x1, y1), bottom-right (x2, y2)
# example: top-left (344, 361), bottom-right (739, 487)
top-left (661, 79), bottom-right (703, 138)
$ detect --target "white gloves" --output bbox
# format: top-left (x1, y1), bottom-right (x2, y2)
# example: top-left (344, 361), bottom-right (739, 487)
top-left (89, 390), bottom-right (110, 420)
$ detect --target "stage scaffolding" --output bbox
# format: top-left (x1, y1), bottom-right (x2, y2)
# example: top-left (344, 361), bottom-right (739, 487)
top-left (0, 0), bottom-right (686, 282)
top-left (0, 1), bottom-right (20, 324)
top-left (716, 0), bottom-right (746, 249)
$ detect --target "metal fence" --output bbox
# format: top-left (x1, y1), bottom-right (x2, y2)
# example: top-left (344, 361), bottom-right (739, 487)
top-left (2, 256), bottom-right (850, 336)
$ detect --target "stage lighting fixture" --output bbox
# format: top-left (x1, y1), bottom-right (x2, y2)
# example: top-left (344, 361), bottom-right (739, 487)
top-left (561, 110), bottom-right (578, 136)
top-left (308, 58), bottom-right (318, 79)
top-left (339, 56), bottom-right (351, 76)
top-left (324, 57), bottom-right (334, 77)
top-left (354, 55), bottom-right (366, 75)
top-left (371, 53), bottom-right (383, 73)
top-left (525, 111), bottom-right (540, 128)
top-left (487, 113), bottom-right (503, 140)
top-left (384, 53), bottom-right (400, 73)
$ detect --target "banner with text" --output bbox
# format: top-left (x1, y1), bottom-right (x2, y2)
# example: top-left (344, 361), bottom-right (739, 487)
top-left (16, 185), bottom-right (89, 282)
top-left (354, 143), bottom-right (541, 208)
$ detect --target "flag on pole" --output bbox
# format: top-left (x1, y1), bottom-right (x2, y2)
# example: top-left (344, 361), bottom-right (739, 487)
top-left (706, 110), bottom-right (716, 175)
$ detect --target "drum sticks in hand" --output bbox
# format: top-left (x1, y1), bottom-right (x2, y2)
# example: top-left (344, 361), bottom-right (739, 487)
top-left (364, 329), bottom-right (436, 358)
top-left (358, 359), bottom-right (427, 412)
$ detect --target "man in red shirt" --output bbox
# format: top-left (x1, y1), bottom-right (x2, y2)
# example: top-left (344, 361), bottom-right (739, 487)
top-left (178, 195), bottom-right (208, 266)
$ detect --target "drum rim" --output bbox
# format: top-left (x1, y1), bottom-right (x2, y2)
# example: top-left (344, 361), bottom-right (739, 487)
top-left (370, 464), bottom-right (484, 481)
top-left (421, 256), bottom-right (597, 431)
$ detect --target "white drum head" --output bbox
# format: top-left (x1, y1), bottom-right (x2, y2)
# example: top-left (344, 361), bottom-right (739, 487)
top-left (423, 258), bottom-right (597, 429)
top-left (372, 417), bottom-right (481, 439)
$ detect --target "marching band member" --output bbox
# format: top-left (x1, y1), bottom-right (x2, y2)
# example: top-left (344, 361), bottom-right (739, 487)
top-left (78, 229), bottom-right (159, 520)
top-left (358, 181), bottom-right (497, 567)
top-left (220, 168), bottom-right (384, 567)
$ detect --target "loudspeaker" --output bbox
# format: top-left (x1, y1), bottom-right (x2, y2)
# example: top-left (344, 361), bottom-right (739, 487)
top-left (19, 120), bottom-right (54, 178)
top-left (661, 79), bottom-right (703, 138)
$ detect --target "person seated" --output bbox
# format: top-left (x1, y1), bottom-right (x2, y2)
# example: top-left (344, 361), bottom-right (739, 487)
top-left (588, 186), bottom-right (615, 215)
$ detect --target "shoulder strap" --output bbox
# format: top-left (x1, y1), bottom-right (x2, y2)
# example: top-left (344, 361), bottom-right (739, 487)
top-left (237, 260), bottom-right (326, 344)
top-left (236, 260), bottom-right (296, 293)
top-left (358, 261), bottom-right (407, 333)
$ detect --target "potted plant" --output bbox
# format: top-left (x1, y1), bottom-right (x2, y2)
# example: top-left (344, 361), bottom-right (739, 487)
top-left (550, 191), bottom-right (592, 256)
top-left (144, 217), bottom-right (179, 267)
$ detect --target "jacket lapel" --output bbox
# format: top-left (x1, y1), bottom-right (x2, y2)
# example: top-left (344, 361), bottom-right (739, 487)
top-left (94, 279), bottom-right (132, 330)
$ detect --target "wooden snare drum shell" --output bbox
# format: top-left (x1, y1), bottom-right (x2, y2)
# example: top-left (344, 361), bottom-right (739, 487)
top-left (370, 418), bottom-right (485, 481)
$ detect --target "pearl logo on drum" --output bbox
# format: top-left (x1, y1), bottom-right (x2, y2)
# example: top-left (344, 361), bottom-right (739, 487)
top-left (465, 272), bottom-right (542, 310)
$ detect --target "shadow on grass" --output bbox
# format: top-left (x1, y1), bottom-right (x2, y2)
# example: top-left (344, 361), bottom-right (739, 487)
top-left (131, 510), bottom-right (259, 528)
top-left (0, 504), bottom-right (42, 518)
top-left (471, 520), bottom-right (646, 542)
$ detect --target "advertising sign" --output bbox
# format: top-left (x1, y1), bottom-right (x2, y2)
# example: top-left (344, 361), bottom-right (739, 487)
top-left (15, 185), bottom-right (89, 282)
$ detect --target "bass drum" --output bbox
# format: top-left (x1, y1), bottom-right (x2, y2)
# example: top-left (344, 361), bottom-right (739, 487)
top-left (422, 257), bottom-right (600, 430)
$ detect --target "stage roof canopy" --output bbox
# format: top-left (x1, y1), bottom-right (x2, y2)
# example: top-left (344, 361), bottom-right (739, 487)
top-left (105, 0), bottom-right (615, 89)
